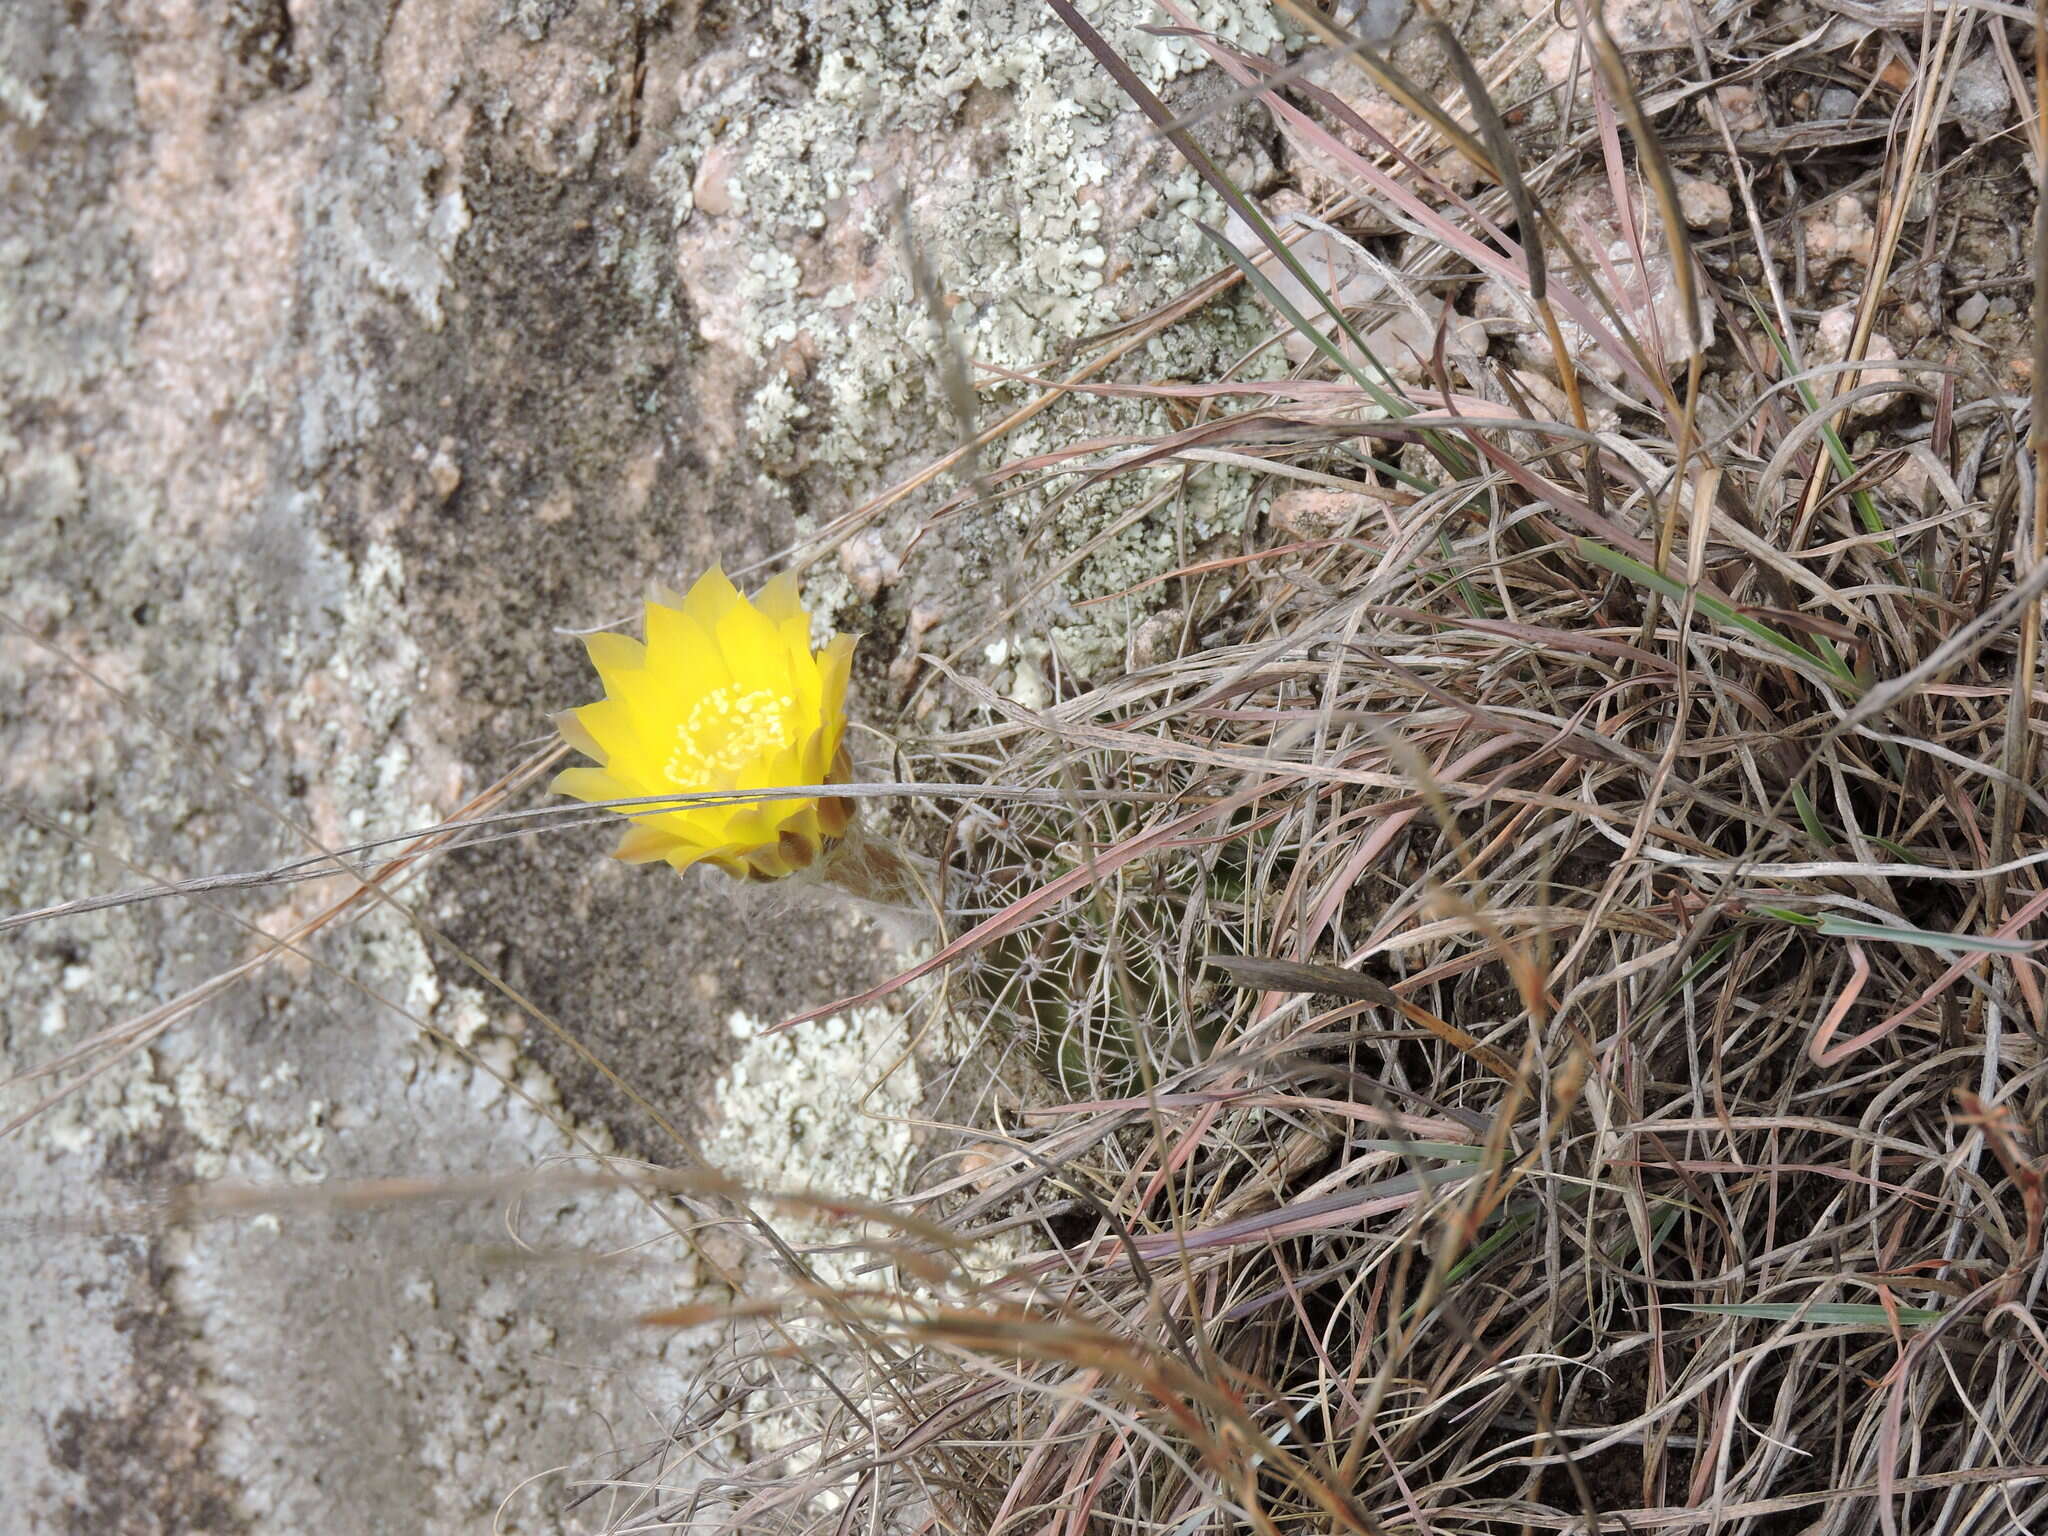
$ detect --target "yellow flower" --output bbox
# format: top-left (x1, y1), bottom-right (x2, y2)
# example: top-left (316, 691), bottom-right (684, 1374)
top-left (551, 568), bottom-right (856, 880)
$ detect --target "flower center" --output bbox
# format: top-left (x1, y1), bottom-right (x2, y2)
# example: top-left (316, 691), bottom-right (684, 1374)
top-left (663, 685), bottom-right (797, 787)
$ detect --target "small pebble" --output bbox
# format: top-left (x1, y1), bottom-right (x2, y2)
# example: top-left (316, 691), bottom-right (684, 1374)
top-left (1677, 177), bottom-right (1732, 230)
top-left (1950, 49), bottom-right (2013, 141)
top-left (427, 445), bottom-right (462, 502)
top-left (691, 145), bottom-right (740, 217)
top-left (1955, 292), bottom-right (1989, 330)
top-left (1716, 84), bottom-right (1767, 133)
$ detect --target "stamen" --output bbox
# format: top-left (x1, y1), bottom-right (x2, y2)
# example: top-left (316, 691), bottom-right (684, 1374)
top-left (663, 686), bottom-right (797, 786)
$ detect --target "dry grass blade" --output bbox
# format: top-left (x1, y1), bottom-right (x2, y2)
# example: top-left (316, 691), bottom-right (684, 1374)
top-left (1205, 952), bottom-right (1522, 1080)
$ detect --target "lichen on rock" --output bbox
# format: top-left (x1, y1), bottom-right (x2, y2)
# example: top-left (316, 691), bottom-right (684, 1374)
top-left (657, 0), bottom-right (1296, 674)
top-left (706, 1006), bottom-right (920, 1289)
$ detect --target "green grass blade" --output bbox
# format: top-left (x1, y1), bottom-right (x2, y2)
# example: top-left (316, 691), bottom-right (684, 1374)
top-left (1815, 914), bottom-right (2042, 956)
top-left (1649, 933), bottom-right (1737, 1015)
top-left (1678, 1301), bottom-right (1943, 1327)
top-left (1749, 294), bottom-right (1890, 544)
top-left (1400, 1203), bottom-right (1538, 1324)
top-left (1791, 781), bottom-right (1830, 849)
top-left (1574, 537), bottom-right (1859, 687)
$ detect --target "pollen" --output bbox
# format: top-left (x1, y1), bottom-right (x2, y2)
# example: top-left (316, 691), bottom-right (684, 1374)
top-left (664, 687), bottom-right (797, 786)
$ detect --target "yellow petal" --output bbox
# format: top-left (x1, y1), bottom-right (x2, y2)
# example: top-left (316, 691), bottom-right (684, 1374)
top-left (551, 766), bottom-right (629, 805)
top-left (816, 634), bottom-right (856, 755)
top-left (574, 699), bottom-right (672, 786)
top-left (736, 740), bottom-right (805, 795)
top-left (572, 699), bottom-right (640, 759)
top-left (642, 600), bottom-right (687, 662)
top-left (713, 752), bottom-right (794, 850)
top-left (606, 661), bottom-right (689, 754)
top-left (680, 566), bottom-right (745, 631)
top-left (779, 641), bottom-right (819, 721)
top-left (614, 823), bottom-right (684, 862)
top-left (754, 570), bottom-right (804, 626)
top-left (552, 710), bottom-right (606, 765)
top-left (818, 633), bottom-right (855, 708)
top-left (755, 573), bottom-right (813, 662)
top-left (583, 631), bottom-right (647, 677)
top-left (792, 722), bottom-right (833, 784)
top-left (673, 793), bottom-right (740, 847)
top-left (644, 601), bottom-right (730, 694)
top-left (713, 598), bottom-right (794, 698)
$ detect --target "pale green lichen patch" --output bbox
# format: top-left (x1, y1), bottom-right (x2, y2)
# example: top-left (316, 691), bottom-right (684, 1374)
top-left (658, 0), bottom-right (1297, 672)
top-left (707, 1006), bottom-right (920, 1289)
